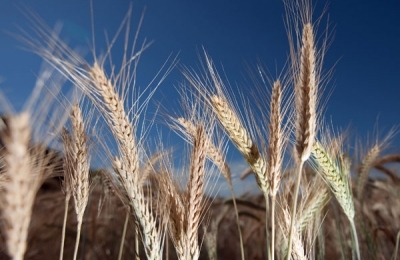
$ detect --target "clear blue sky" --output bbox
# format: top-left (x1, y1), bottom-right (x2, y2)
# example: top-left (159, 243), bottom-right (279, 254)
top-left (1, 0), bottom-right (399, 194)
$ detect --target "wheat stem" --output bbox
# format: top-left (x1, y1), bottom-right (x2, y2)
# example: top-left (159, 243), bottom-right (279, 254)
top-left (118, 210), bottom-right (130, 260)
top-left (73, 223), bottom-right (82, 260)
top-left (350, 220), bottom-right (361, 260)
top-left (59, 195), bottom-right (70, 260)
top-left (393, 230), bottom-right (400, 260)
top-left (286, 161), bottom-right (305, 260)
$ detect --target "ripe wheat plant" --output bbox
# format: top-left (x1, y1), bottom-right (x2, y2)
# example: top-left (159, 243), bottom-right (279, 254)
top-left (0, 0), bottom-right (399, 259)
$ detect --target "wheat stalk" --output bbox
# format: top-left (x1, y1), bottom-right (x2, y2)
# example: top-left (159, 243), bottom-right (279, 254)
top-left (60, 128), bottom-right (73, 260)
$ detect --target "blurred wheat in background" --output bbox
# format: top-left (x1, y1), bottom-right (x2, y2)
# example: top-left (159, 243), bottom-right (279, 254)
top-left (0, 0), bottom-right (399, 259)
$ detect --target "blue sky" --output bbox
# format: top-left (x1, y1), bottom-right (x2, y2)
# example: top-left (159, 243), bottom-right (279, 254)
top-left (1, 0), bottom-right (399, 195)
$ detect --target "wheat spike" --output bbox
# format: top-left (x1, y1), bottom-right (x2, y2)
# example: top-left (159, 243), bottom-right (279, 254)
top-left (177, 117), bottom-right (231, 185)
top-left (90, 63), bottom-right (162, 259)
top-left (89, 63), bottom-right (138, 174)
top-left (69, 104), bottom-right (90, 223)
top-left (156, 172), bottom-right (186, 259)
top-left (114, 157), bottom-right (162, 260)
top-left (268, 80), bottom-right (284, 197)
top-left (67, 104), bottom-right (91, 260)
top-left (297, 186), bottom-right (330, 233)
top-left (356, 144), bottom-right (380, 199)
top-left (0, 113), bottom-right (37, 260)
top-left (211, 95), bottom-right (268, 194)
top-left (295, 22), bottom-right (317, 163)
top-left (186, 125), bottom-right (208, 260)
top-left (311, 141), bottom-right (354, 220)
top-left (280, 207), bottom-right (307, 260)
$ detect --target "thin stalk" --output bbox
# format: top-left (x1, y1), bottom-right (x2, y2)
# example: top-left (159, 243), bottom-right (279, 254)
top-left (166, 237), bottom-right (169, 260)
top-left (73, 221), bottom-right (82, 260)
top-left (350, 220), bottom-right (360, 260)
top-left (118, 211), bottom-right (129, 260)
top-left (286, 161), bottom-right (304, 260)
top-left (271, 196), bottom-right (276, 260)
top-left (265, 193), bottom-right (271, 260)
top-left (229, 187), bottom-right (245, 260)
top-left (59, 196), bottom-right (70, 260)
top-left (393, 230), bottom-right (400, 260)
top-left (135, 220), bottom-right (140, 260)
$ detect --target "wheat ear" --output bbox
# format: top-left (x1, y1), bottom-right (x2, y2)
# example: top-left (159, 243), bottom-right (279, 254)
top-left (177, 117), bottom-right (245, 259)
top-left (356, 144), bottom-right (380, 199)
top-left (150, 167), bottom-right (186, 260)
top-left (186, 125), bottom-right (208, 260)
top-left (311, 141), bottom-right (354, 219)
top-left (268, 80), bottom-right (284, 260)
top-left (211, 95), bottom-right (268, 195)
top-left (280, 207), bottom-right (307, 260)
top-left (210, 94), bottom-right (272, 258)
top-left (311, 141), bottom-right (360, 260)
top-left (0, 113), bottom-right (37, 260)
top-left (68, 104), bottom-right (90, 260)
top-left (159, 173), bottom-right (186, 260)
top-left (287, 22), bottom-right (318, 260)
top-left (113, 157), bottom-right (162, 259)
top-left (294, 23), bottom-right (317, 163)
top-left (89, 62), bottom-right (163, 259)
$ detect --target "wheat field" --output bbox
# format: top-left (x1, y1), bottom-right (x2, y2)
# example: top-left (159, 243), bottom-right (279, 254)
top-left (0, 0), bottom-right (399, 259)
